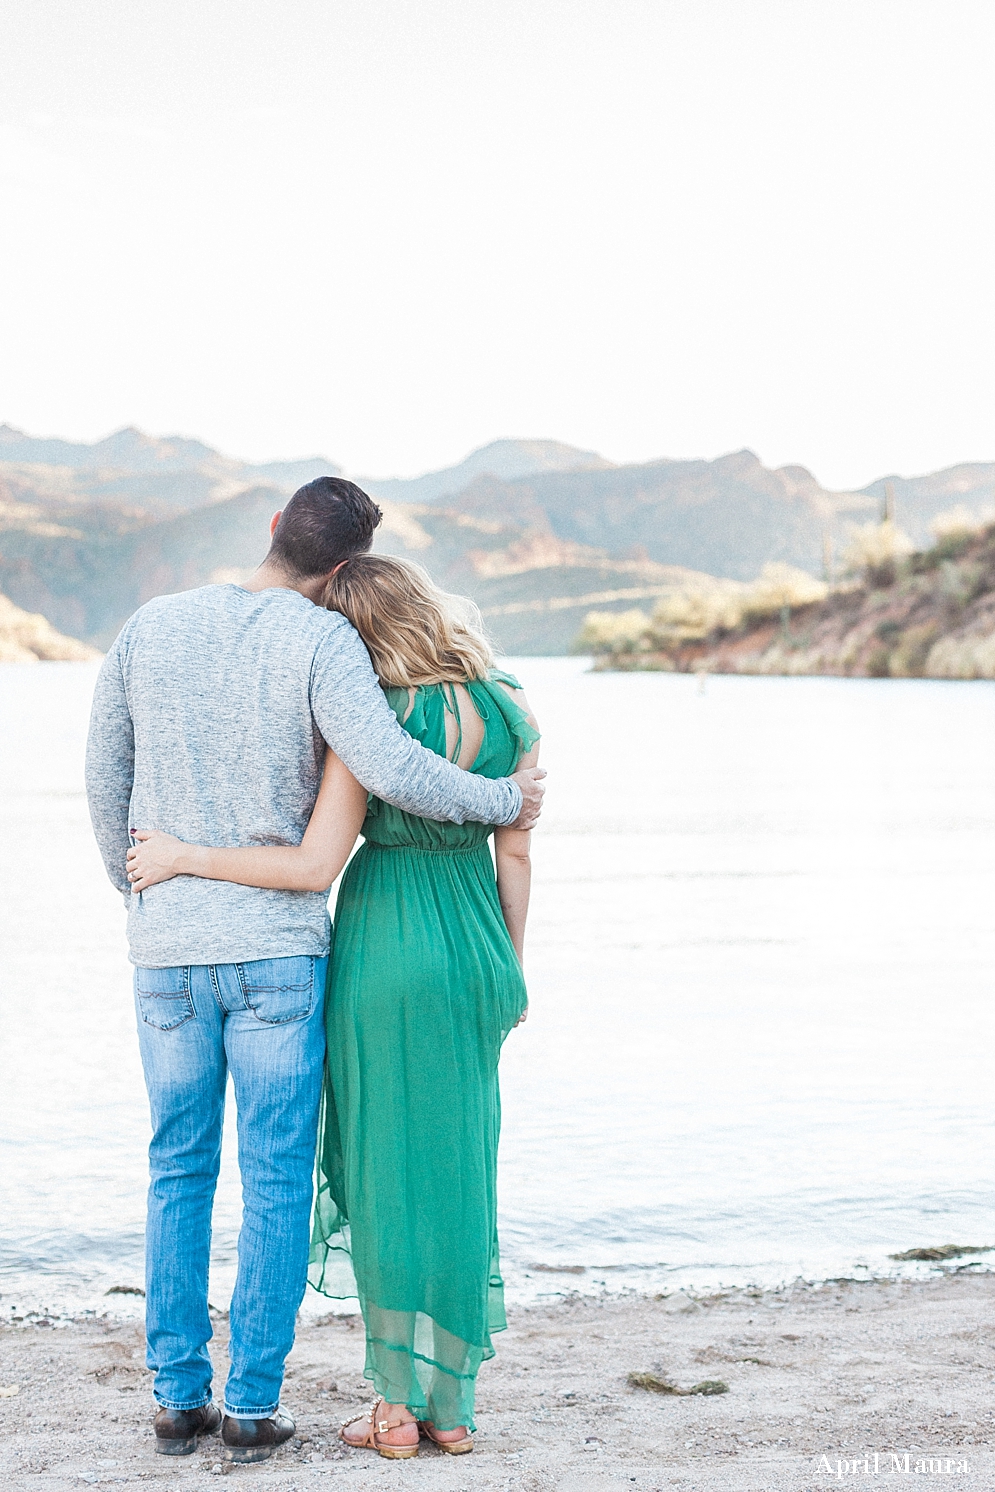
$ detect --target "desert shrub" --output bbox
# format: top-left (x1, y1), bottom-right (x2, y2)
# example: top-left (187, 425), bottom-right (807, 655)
top-left (645, 588), bottom-right (742, 643)
top-left (926, 631), bottom-right (995, 679)
top-left (644, 566), bottom-right (823, 644)
top-left (889, 623), bottom-right (941, 677)
top-left (574, 608), bottom-right (650, 655)
top-left (931, 504), bottom-right (994, 543)
top-left (867, 645), bottom-right (892, 677)
top-left (580, 566), bottom-right (828, 657)
top-left (936, 559), bottom-right (989, 606)
top-left (842, 521), bottom-right (914, 588)
top-left (576, 566), bottom-right (828, 659)
top-left (931, 532), bottom-right (977, 567)
top-left (738, 563), bottom-right (828, 623)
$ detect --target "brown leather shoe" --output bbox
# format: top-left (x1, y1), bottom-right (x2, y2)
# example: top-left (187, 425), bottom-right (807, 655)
top-left (222, 1409), bottom-right (296, 1463)
top-left (153, 1402), bottom-right (222, 1456)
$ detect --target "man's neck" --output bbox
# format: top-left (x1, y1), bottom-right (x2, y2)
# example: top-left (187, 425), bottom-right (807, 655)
top-left (241, 563), bottom-right (329, 605)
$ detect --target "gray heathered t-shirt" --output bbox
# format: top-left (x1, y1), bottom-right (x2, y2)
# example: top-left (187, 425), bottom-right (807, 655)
top-left (85, 584), bottom-right (523, 967)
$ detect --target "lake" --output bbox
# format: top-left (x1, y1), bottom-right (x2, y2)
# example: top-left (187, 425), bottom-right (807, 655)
top-left (2, 658), bottom-right (994, 1318)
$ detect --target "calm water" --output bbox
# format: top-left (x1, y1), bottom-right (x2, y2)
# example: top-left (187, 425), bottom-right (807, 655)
top-left (2, 658), bottom-right (995, 1318)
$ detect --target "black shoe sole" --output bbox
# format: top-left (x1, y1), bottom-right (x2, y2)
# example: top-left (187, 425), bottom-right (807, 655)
top-left (224, 1444), bottom-right (279, 1463)
top-left (155, 1437), bottom-right (198, 1456)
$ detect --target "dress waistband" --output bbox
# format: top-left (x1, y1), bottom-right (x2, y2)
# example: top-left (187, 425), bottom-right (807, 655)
top-left (361, 841), bottom-right (488, 858)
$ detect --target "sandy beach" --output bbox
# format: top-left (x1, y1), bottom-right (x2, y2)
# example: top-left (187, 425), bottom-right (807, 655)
top-left (2, 1273), bottom-right (993, 1490)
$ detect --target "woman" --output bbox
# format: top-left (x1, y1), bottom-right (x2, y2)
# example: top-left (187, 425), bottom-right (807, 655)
top-left (126, 554), bottom-right (540, 1459)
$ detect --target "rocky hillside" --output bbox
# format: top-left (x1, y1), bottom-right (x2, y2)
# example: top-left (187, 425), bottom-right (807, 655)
top-left (0, 474), bottom-right (726, 654)
top-left (0, 592), bottom-right (98, 663)
top-left (0, 428), bottom-right (772, 652)
top-left (3, 422), bottom-right (995, 654)
top-left (581, 523), bottom-right (995, 680)
top-left (0, 428), bottom-right (660, 651)
top-left (371, 510), bottom-right (728, 655)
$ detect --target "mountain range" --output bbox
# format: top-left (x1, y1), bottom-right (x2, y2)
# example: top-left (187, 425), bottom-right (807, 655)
top-left (1, 423), bottom-right (993, 653)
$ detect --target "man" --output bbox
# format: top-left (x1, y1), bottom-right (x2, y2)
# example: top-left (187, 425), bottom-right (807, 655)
top-left (85, 477), bottom-right (545, 1464)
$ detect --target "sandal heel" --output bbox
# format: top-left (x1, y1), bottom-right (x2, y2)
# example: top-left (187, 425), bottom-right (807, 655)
top-left (437, 1436), bottom-right (473, 1455)
top-left (418, 1421), bottom-right (474, 1454)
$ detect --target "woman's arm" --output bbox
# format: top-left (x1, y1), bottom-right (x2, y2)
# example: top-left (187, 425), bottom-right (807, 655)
top-left (494, 823), bottom-right (531, 965)
top-left (493, 686), bottom-right (540, 992)
top-left (126, 751), bottom-right (368, 894)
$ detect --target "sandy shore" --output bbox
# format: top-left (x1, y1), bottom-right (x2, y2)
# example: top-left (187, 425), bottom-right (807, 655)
top-left (2, 1273), bottom-right (993, 1490)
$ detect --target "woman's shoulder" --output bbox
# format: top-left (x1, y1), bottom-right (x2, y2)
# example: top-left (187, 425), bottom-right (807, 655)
top-left (486, 666), bottom-right (525, 693)
top-left (475, 670), bottom-right (540, 754)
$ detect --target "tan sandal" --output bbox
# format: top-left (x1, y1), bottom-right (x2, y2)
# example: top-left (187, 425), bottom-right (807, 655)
top-left (418, 1420), bottom-right (474, 1455)
top-left (340, 1398), bottom-right (419, 1459)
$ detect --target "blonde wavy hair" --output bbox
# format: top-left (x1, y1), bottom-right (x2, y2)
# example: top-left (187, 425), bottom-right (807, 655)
top-left (322, 553), bottom-right (495, 687)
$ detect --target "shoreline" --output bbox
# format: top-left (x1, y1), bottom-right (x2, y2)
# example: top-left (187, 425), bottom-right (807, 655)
top-left (7, 1248), bottom-right (995, 1323)
top-left (3, 1272), bottom-right (993, 1489)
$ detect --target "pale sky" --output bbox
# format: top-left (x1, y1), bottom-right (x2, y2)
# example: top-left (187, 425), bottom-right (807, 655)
top-left (1, 0), bottom-right (993, 489)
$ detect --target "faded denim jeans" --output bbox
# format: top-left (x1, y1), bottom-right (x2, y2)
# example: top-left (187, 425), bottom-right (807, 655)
top-left (134, 955), bottom-right (328, 1418)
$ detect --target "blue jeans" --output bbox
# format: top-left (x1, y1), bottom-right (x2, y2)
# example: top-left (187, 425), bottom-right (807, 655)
top-left (134, 955), bottom-right (328, 1417)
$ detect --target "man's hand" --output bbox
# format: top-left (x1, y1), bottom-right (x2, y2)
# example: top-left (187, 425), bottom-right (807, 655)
top-left (508, 767), bottom-right (546, 831)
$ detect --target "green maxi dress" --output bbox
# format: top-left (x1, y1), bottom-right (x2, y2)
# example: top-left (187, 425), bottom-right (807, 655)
top-left (308, 670), bottom-right (539, 1432)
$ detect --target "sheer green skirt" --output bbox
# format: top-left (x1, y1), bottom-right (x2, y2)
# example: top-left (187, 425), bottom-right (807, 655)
top-left (308, 839), bottom-right (527, 1431)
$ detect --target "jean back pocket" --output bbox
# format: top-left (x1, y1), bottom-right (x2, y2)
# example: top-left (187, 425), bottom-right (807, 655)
top-left (236, 955), bottom-right (316, 1025)
top-left (135, 966), bottom-right (195, 1031)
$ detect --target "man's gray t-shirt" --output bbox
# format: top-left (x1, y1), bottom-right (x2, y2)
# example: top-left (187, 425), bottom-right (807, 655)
top-left (85, 585), bottom-right (523, 967)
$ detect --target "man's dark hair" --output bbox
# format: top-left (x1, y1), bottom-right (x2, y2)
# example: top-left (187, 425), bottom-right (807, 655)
top-left (268, 477), bottom-right (383, 578)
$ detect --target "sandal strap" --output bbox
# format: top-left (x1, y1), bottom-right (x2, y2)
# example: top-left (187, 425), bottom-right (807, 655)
top-left (343, 1397), bottom-right (415, 1444)
top-left (375, 1398), bottom-right (415, 1436)
top-left (342, 1397), bottom-right (377, 1428)
top-left (341, 1398), bottom-right (380, 1447)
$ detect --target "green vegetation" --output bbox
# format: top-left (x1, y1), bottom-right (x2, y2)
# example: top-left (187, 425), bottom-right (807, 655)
top-left (627, 1372), bottom-right (730, 1396)
top-left (576, 564), bottom-right (826, 662)
top-left (889, 1245), bottom-right (995, 1262)
top-left (580, 520), bottom-right (995, 680)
